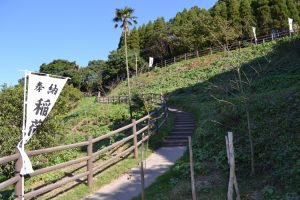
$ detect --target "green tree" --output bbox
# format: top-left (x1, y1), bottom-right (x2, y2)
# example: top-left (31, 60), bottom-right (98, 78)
top-left (113, 6), bottom-right (137, 102)
top-left (80, 60), bottom-right (107, 94)
top-left (106, 48), bottom-right (146, 87)
top-left (204, 15), bottom-right (240, 50)
top-left (138, 24), bottom-right (147, 50)
top-left (40, 59), bottom-right (81, 88)
top-left (240, 0), bottom-right (256, 38)
top-left (228, 0), bottom-right (241, 34)
top-left (140, 21), bottom-right (154, 56)
top-left (128, 27), bottom-right (140, 51)
top-left (211, 0), bottom-right (228, 19)
top-left (270, 0), bottom-right (289, 30)
top-left (286, 0), bottom-right (300, 22)
top-left (256, 0), bottom-right (272, 34)
top-left (219, 1), bottom-right (228, 19)
top-left (147, 17), bottom-right (170, 59)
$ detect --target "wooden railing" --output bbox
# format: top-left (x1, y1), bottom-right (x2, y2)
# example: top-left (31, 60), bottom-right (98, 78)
top-left (0, 103), bottom-right (168, 199)
top-left (153, 30), bottom-right (298, 68)
top-left (97, 93), bottom-right (164, 105)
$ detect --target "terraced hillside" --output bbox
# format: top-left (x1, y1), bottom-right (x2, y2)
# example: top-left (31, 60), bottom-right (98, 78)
top-left (113, 36), bottom-right (300, 199)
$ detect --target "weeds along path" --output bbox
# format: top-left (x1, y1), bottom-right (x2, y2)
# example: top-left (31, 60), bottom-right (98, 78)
top-left (83, 108), bottom-right (195, 200)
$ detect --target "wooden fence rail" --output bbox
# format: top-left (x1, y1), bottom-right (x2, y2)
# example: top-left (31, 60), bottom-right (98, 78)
top-left (0, 102), bottom-right (168, 199)
top-left (97, 93), bottom-right (164, 105)
top-left (153, 30), bottom-right (298, 68)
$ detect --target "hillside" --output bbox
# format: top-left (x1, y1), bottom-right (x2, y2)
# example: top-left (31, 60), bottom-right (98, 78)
top-left (113, 36), bottom-right (300, 199)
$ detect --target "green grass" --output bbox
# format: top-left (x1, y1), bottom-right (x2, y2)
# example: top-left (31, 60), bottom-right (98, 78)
top-left (63, 97), bottom-right (132, 142)
top-left (112, 36), bottom-right (300, 199)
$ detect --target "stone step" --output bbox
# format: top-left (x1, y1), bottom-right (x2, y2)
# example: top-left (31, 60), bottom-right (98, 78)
top-left (174, 122), bottom-right (195, 125)
top-left (171, 130), bottom-right (194, 134)
top-left (172, 127), bottom-right (195, 131)
top-left (165, 136), bottom-right (189, 140)
top-left (173, 125), bottom-right (195, 129)
top-left (170, 132), bottom-right (193, 136)
top-left (161, 140), bottom-right (188, 147)
top-left (175, 117), bottom-right (194, 120)
top-left (175, 115), bottom-right (193, 119)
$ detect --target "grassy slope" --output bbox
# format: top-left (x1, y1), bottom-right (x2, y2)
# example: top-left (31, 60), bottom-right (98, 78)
top-left (29, 98), bottom-right (174, 199)
top-left (113, 36), bottom-right (300, 199)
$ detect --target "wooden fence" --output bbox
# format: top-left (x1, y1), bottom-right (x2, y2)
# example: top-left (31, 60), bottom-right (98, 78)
top-left (97, 93), bottom-right (164, 105)
top-left (0, 103), bottom-right (168, 199)
top-left (152, 30), bottom-right (297, 68)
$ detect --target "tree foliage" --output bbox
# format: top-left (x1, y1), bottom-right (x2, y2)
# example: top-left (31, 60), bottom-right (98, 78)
top-left (0, 84), bottom-right (83, 177)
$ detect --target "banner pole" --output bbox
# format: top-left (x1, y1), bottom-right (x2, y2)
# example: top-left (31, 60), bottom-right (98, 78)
top-left (21, 70), bottom-right (28, 200)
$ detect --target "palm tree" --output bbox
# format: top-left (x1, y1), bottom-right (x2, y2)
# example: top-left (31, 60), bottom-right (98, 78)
top-left (113, 7), bottom-right (137, 104)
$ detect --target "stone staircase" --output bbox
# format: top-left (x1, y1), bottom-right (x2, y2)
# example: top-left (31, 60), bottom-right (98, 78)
top-left (161, 109), bottom-right (195, 147)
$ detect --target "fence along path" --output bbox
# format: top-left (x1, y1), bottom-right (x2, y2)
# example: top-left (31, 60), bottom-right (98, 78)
top-left (97, 93), bottom-right (163, 105)
top-left (152, 30), bottom-right (297, 68)
top-left (0, 102), bottom-right (168, 199)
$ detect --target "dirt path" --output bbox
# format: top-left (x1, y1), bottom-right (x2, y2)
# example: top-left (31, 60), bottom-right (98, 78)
top-left (83, 108), bottom-right (195, 200)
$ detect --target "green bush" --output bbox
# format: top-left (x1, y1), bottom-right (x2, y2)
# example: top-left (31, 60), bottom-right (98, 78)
top-left (0, 84), bottom-right (83, 178)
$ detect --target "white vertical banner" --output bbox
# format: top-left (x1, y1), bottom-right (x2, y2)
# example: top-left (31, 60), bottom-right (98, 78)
top-left (252, 27), bottom-right (257, 42)
top-left (288, 18), bottom-right (294, 33)
top-left (17, 73), bottom-right (68, 175)
top-left (149, 57), bottom-right (154, 68)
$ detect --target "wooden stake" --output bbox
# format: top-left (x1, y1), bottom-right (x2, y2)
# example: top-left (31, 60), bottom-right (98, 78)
top-left (140, 161), bottom-right (145, 200)
top-left (188, 136), bottom-right (197, 200)
top-left (226, 132), bottom-right (240, 200)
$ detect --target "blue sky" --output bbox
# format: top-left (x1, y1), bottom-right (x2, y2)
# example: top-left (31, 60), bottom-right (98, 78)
top-left (0, 0), bottom-right (217, 86)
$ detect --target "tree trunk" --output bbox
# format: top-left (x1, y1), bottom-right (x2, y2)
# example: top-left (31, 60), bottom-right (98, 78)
top-left (124, 31), bottom-right (132, 118)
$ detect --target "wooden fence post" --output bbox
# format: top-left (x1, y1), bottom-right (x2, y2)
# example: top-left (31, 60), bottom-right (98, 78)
top-left (210, 47), bottom-right (213, 55)
top-left (185, 53), bottom-right (187, 60)
top-left (132, 119), bottom-right (138, 159)
top-left (15, 148), bottom-right (23, 200)
top-left (164, 60), bottom-right (167, 67)
top-left (174, 57), bottom-right (176, 64)
top-left (97, 92), bottom-right (100, 102)
top-left (188, 137), bottom-right (197, 200)
top-left (87, 136), bottom-right (93, 189)
top-left (196, 50), bottom-right (199, 57)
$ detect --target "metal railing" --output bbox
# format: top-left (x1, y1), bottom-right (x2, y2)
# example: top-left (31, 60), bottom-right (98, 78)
top-left (0, 103), bottom-right (168, 199)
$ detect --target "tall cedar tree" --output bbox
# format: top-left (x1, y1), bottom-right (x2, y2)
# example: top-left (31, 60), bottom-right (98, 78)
top-left (270, 0), bottom-right (289, 30)
top-left (139, 21), bottom-right (154, 58)
top-left (240, 0), bottom-right (256, 38)
top-left (286, 0), bottom-right (300, 22)
top-left (118, 27), bottom-right (140, 52)
top-left (228, 0), bottom-right (241, 34)
top-left (256, 0), bottom-right (272, 34)
top-left (148, 17), bottom-right (169, 58)
top-left (211, 0), bottom-right (228, 19)
top-left (128, 27), bottom-right (140, 51)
